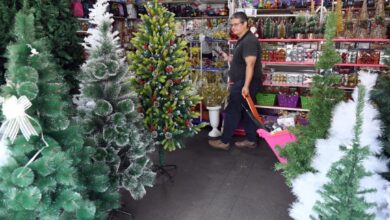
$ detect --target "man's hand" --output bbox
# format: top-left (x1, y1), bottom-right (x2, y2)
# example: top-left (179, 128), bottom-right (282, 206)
top-left (242, 86), bottom-right (249, 98)
top-left (221, 52), bottom-right (232, 63)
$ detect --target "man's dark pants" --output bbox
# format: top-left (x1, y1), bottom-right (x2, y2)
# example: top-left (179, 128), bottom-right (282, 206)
top-left (221, 79), bottom-right (260, 144)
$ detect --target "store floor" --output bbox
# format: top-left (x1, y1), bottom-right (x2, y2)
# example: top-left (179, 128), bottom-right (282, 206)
top-left (114, 128), bottom-right (294, 220)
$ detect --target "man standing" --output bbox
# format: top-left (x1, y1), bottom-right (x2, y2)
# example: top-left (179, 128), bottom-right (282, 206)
top-left (209, 12), bottom-right (262, 150)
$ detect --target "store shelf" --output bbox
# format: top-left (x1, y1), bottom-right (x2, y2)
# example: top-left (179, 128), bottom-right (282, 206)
top-left (262, 81), bottom-right (310, 88)
top-left (335, 63), bottom-right (387, 67)
top-left (263, 61), bottom-right (316, 66)
top-left (333, 38), bottom-right (390, 43)
top-left (175, 16), bottom-right (229, 19)
top-left (191, 67), bottom-right (227, 71)
top-left (230, 38), bottom-right (390, 43)
top-left (259, 38), bottom-right (323, 42)
top-left (256, 105), bottom-right (310, 112)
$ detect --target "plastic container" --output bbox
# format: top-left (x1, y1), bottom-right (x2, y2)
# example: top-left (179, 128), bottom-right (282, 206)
top-left (257, 129), bottom-right (297, 164)
top-left (277, 94), bottom-right (299, 108)
top-left (300, 96), bottom-right (313, 109)
top-left (256, 93), bottom-right (276, 106)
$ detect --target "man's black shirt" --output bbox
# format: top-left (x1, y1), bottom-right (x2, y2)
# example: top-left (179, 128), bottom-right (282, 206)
top-left (228, 31), bottom-right (262, 82)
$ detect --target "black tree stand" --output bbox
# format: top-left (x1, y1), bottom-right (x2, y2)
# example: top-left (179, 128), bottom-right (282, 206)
top-left (152, 145), bottom-right (177, 182)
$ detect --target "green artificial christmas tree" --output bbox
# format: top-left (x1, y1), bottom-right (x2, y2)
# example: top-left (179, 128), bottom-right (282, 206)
top-left (276, 12), bottom-right (344, 184)
top-left (0, 5), bottom-right (98, 219)
top-left (74, 0), bottom-right (155, 211)
top-left (129, 0), bottom-right (203, 165)
top-left (0, 0), bottom-right (83, 91)
top-left (313, 85), bottom-right (375, 219)
top-left (371, 49), bottom-right (390, 180)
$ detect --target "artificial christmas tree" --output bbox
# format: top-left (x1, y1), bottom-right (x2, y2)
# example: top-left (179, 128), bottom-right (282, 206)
top-left (0, 0), bottom-right (83, 91)
top-left (74, 0), bottom-right (155, 212)
top-left (0, 5), bottom-right (98, 219)
top-left (129, 0), bottom-right (203, 170)
top-left (289, 72), bottom-right (390, 220)
top-left (276, 12), bottom-right (343, 184)
top-left (371, 49), bottom-right (390, 181)
top-left (312, 86), bottom-right (375, 219)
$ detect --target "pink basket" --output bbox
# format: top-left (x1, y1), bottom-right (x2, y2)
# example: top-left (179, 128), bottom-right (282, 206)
top-left (277, 94), bottom-right (299, 108)
top-left (257, 129), bottom-right (297, 164)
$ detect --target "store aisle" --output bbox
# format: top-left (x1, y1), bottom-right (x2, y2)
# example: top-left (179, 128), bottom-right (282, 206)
top-left (114, 129), bottom-right (294, 220)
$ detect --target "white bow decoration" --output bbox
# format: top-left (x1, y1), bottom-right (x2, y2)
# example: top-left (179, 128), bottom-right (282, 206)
top-left (0, 96), bottom-right (38, 143)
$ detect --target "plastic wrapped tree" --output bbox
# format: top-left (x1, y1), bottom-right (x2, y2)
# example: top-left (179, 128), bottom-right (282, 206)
top-left (129, 0), bottom-right (204, 178)
top-left (357, 0), bottom-right (369, 38)
top-left (370, 0), bottom-right (387, 38)
top-left (74, 0), bottom-right (156, 212)
top-left (335, 0), bottom-right (344, 36)
top-left (344, 7), bottom-right (355, 38)
top-left (0, 4), bottom-right (98, 219)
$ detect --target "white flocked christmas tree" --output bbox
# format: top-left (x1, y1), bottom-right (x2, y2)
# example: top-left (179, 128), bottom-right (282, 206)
top-left (289, 72), bottom-right (390, 220)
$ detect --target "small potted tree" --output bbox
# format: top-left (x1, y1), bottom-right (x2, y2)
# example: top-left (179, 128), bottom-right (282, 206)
top-left (199, 80), bottom-right (229, 137)
top-left (293, 15), bottom-right (306, 39)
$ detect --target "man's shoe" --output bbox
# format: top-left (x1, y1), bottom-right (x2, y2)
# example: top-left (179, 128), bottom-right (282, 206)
top-left (235, 140), bottom-right (257, 149)
top-left (209, 140), bottom-right (230, 150)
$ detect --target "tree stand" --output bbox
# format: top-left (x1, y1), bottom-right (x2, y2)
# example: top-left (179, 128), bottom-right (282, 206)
top-left (152, 145), bottom-right (177, 182)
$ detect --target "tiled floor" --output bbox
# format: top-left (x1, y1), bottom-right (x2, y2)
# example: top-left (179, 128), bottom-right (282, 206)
top-left (114, 129), bottom-right (294, 220)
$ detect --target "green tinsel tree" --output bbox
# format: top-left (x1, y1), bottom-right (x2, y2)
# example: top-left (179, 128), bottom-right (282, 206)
top-left (75, 0), bottom-right (155, 211)
top-left (0, 5), bottom-right (98, 219)
top-left (313, 85), bottom-right (375, 219)
top-left (371, 49), bottom-right (390, 180)
top-left (0, 0), bottom-right (83, 90)
top-left (316, 12), bottom-right (341, 73)
top-left (129, 0), bottom-right (204, 163)
top-left (276, 12), bottom-right (344, 184)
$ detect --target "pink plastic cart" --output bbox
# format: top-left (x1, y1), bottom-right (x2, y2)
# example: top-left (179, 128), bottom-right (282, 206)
top-left (243, 95), bottom-right (297, 164)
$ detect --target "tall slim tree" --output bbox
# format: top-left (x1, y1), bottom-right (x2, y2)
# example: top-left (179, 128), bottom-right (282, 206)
top-left (74, 0), bottom-right (155, 208)
top-left (0, 5), bottom-right (97, 219)
top-left (276, 12), bottom-right (343, 184)
top-left (129, 0), bottom-right (203, 165)
top-left (312, 86), bottom-right (375, 219)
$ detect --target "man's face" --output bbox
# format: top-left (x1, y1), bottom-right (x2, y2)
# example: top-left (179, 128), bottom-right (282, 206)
top-left (230, 18), bottom-right (246, 37)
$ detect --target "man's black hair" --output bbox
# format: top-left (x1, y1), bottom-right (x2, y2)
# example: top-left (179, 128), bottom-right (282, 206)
top-left (230, 12), bottom-right (248, 23)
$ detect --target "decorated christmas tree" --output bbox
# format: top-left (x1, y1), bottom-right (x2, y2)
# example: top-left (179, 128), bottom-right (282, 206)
top-left (289, 73), bottom-right (390, 220)
top-left (129, 1), bottom-right (203, 162)
top-left (0, 5), bottom-right (98, 219)
top-left (312, 86), bottom-right (375, 219)
top-left (335, 0), bottom-right (344, 36)
top-left (74, 0), bottom-right (155, 210)
top-left (276, 12), bottom-right (343, 184)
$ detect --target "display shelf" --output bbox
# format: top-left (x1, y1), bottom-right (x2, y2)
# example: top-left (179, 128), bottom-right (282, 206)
top-left (262, 81), bottom-right (310, 88)
top-left (335, 63), bottom-right (387, 67)
top-left (333, 38), bottom-right (390, 43)
top-left (230, 38), bottom-right (390, 43)
top-left (175, 16), bottom-right (229, 19)
top-left (263, 61), bottom-right (316, 66)
top-left (262, 81), bottom-right (356, 90)
top-left (191, 67), bottom-right (227, 71)
top-left (258, 38), bottom-right (323, 42)
top-left (256, 105), bottom-right (310, 112)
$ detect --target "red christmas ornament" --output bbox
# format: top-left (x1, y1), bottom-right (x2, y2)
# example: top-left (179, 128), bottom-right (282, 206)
top-left (173, 79), bottom-right (181, 84)
top-left (169, 40), bottom-right (174, 46)
top-left (185, 120), bottom-right (190, 127)
top-left (165, 65), bottom-right (174, 73)
top-left (167, 107), bottom-right (173, 113)
top-left (151, 95), bottom-right (157, 102)
top-left (139, 80), bottom-right (145, 85)
top-left (144, 43), bottom-right (149, 49)
top-left (149, 64), bottom-right (155, 72)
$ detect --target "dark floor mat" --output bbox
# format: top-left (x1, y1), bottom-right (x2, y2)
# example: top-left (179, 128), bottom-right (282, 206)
top-left (111, 128), bottom-right (294, 220)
